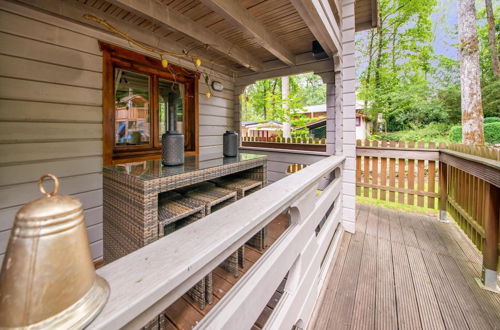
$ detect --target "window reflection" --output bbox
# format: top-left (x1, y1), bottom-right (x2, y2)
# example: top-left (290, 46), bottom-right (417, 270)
top-left (114, 69), bottom-right (150, 146)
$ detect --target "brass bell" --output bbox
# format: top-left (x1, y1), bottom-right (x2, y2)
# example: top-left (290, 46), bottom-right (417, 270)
top-left (0, 174), bottom-right (109, 329)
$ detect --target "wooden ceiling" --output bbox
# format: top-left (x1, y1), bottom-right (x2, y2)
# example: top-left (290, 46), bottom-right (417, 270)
top-left (74, 0), bottom-right (376, 72)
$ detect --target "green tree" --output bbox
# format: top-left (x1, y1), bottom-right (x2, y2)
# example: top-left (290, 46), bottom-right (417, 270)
top-left (241, 73), bottom-right (326, 122)
top-left (357, 0), bottom-right (438, 131)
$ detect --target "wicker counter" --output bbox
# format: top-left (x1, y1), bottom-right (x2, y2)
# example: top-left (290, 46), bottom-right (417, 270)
top-left (103, 153), bottom-right (267, 263)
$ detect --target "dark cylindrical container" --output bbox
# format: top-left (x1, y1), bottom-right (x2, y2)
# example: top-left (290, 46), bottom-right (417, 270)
top-left (162, 132), bottom-right (184, 166)
top-left (223, 131), bottom-right (238, 157)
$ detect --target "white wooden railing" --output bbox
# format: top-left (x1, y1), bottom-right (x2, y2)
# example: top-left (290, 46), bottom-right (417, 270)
top-left (88, 155), bottom-right (346, 330)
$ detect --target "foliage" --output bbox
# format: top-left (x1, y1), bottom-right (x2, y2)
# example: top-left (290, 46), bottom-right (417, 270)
top-left (383, 87), bottom-right (448, 131)
top-left (436, 84), bottom-right (461, 123)
top-left (482, 79), bottom-right (500, 118)
top-left (449, 122), bottom-right (500, 144)
top-left (372, 122), bottom-right (451, 142)
top-left (484, 117), bottom-right (500, 123)
top-left (484, 122), bottom-right (500, 144)
top-left (356, 0), bottom-right (499, 136)
top-left (241, 73), bottom-right (325, 122)
top-left (448, 125), bottom-right (462, 142)
top-left (356, 0), bottom-right (438, 129)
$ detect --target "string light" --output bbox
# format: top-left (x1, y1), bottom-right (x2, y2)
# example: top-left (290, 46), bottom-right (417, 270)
top-left (161, 56), bottom-right (168, 68)
top-left (84, 14), bottom-right (214, 98)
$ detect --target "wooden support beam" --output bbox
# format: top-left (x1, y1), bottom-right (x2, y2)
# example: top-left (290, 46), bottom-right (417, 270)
top-left (371, 0), bottom-right (379, 28)
top-left (13, 0), bottom-right (235, 74)
top-left (107, 0), bottom-right (263, 71)
top-left (439, 163), bottom-right (448, 222)
top-left (198, 0), bottom-right (295, 66)
top-left (289, 0), bottom-right (341, 56)
top-left (483, 184), bottom-right (499, 289)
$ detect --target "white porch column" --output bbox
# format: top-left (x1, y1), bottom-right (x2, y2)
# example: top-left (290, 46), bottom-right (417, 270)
top-left (315, 71), bottom-right (336, 154)
top-left (234, 85), bottom-right (246, 138)
top-left (341, 0), bottom-right (357, 233)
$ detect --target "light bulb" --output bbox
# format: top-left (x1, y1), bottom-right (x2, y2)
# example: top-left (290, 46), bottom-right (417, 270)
top-left (205, 91), bottom-right (211, 98)
top-left (161, 58), bottom-right (168, 68)
top-left (195, 58), bottom-right (201, 67)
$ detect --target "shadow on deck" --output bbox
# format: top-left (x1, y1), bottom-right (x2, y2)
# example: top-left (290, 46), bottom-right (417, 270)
top-left (312, 203), bottom-right (500, 330)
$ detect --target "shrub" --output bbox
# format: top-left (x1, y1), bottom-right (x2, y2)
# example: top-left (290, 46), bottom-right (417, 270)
top-left (449, 122), bottom-right (500, 144)
top-left (484, 122), bottom-right (500, 144)
top-left (385, 101), bottom-right (448, 131)
top-left (371, 122), bottom-right (451, 143)
top-left (449, 125), bottom-right (462, 142)
top-left (484, 117), bottom-right (500, 124)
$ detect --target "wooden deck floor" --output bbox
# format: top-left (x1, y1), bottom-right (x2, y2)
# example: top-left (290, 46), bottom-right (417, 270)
top-left (312, 204), bottom-right (500, 330)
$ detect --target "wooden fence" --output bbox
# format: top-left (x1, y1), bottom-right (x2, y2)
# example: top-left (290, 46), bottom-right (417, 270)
top-left (242, 136), bottom-right (326, 144)
top-left (355, 140), bottom-right (445, 209)
top-left (241, 136), bottom-right (326, 152)
top-left (356, 139), bottom-right (500, 286)
top-left (439, 146), bottom-right (500, 284)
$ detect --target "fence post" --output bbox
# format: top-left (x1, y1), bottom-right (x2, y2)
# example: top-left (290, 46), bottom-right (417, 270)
top-left (439, 162), bottom-right (449, 222)
top-left (482, 184), bottom-right (499, 291)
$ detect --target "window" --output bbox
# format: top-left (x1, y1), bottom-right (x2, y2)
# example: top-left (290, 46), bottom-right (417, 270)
top-left (355, 116), bottom-right (361, 127)
top-left (100, 42), bottom-right (198, 165)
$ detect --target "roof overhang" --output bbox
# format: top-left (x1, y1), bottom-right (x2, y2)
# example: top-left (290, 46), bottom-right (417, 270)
top-left (355, 0), bottom-right (379, 32)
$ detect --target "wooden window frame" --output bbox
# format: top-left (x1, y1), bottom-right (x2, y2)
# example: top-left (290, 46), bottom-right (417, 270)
top-left (100, 42), bottom-right (199, 165)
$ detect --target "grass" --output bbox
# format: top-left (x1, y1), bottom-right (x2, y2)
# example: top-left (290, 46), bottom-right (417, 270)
top-left (356, 196), bottom-right (438, 215)
top-left (356, 186), bottom-right (439, 216)
top-left (371, 122), bottom-right (452, 143)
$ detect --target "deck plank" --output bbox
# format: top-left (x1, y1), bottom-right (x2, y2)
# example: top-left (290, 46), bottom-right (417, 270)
top-left (326, 231), bottom-right (365, 330)
top-left (391, 241), bottom-right (422, 330)
top-left (438, 254), bottom-right (493, 329)
top-left (375, 238), bottom-right (397, 330)
top-left (421, 252), bottom-right (469, 329)
top-left (377, 208), bottom-right (391, 241)
top-left (365, 205), bottom-right (378, 237)
top-left (406, 245), bottom-right (446, 330)
top-left (388, 209), bottom-right (405, 245)
top-left (350, 234), bottom-right (377, 329)
top-left (312, 233), bottom-right (352, 330)
top-left (356, 204), bottom-right (369, 234)
top-left (434, 221), bottom-right (500, 327)
top-left (312, 204), bottom-right (500, 330)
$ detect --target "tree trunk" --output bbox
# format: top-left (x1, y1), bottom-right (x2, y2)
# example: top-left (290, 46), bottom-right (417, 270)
top-left (374, 23), bottom-right (384, 91)
top-left (485, 0), bottom-right (500, 78)
top-left (391, 27), bottom-right (398, 72)
top-left (364, 30), bottom-right (375, 111)
top-left (282, 76), bottom-right (291, 139)
top-left (263, 83), bottom-right (267, 120)
top-left (458, 0), bottom-right (485, 145)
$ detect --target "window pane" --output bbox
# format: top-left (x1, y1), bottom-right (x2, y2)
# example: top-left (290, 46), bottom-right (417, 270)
top-left (158, 79), bottom-right (184, 140)
top-left (115, 69), bottom-right (150, 146)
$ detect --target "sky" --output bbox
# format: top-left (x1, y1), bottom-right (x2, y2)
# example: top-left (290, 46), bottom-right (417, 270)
top-left (432, 0), bottom-right (458, 60)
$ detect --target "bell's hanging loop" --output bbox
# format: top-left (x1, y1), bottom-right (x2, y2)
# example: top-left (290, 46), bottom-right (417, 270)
top-left (38, 173), bottom-right (59, 196)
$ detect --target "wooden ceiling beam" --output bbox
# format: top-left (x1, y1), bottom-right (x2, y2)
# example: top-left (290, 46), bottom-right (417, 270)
top-left (289, 0), bottom-right (341, 57)
top-left (107, 0), bottom-right (263, 71)
top-left (13, 0), bottom-right (235, 74)
top-left (371, 0), bottom-right (379, 28)
top-left (198, 0), bottom-right (295, 66)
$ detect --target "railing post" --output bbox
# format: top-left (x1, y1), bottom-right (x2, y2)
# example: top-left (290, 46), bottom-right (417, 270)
top-left (439, 162), bottom-right (449, 223)
top-left (482, 183), bottom-right (499, 291)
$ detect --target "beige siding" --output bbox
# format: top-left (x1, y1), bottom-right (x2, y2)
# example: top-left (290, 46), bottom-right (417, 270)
top-left (0, 3), bottom-right (235, 263)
